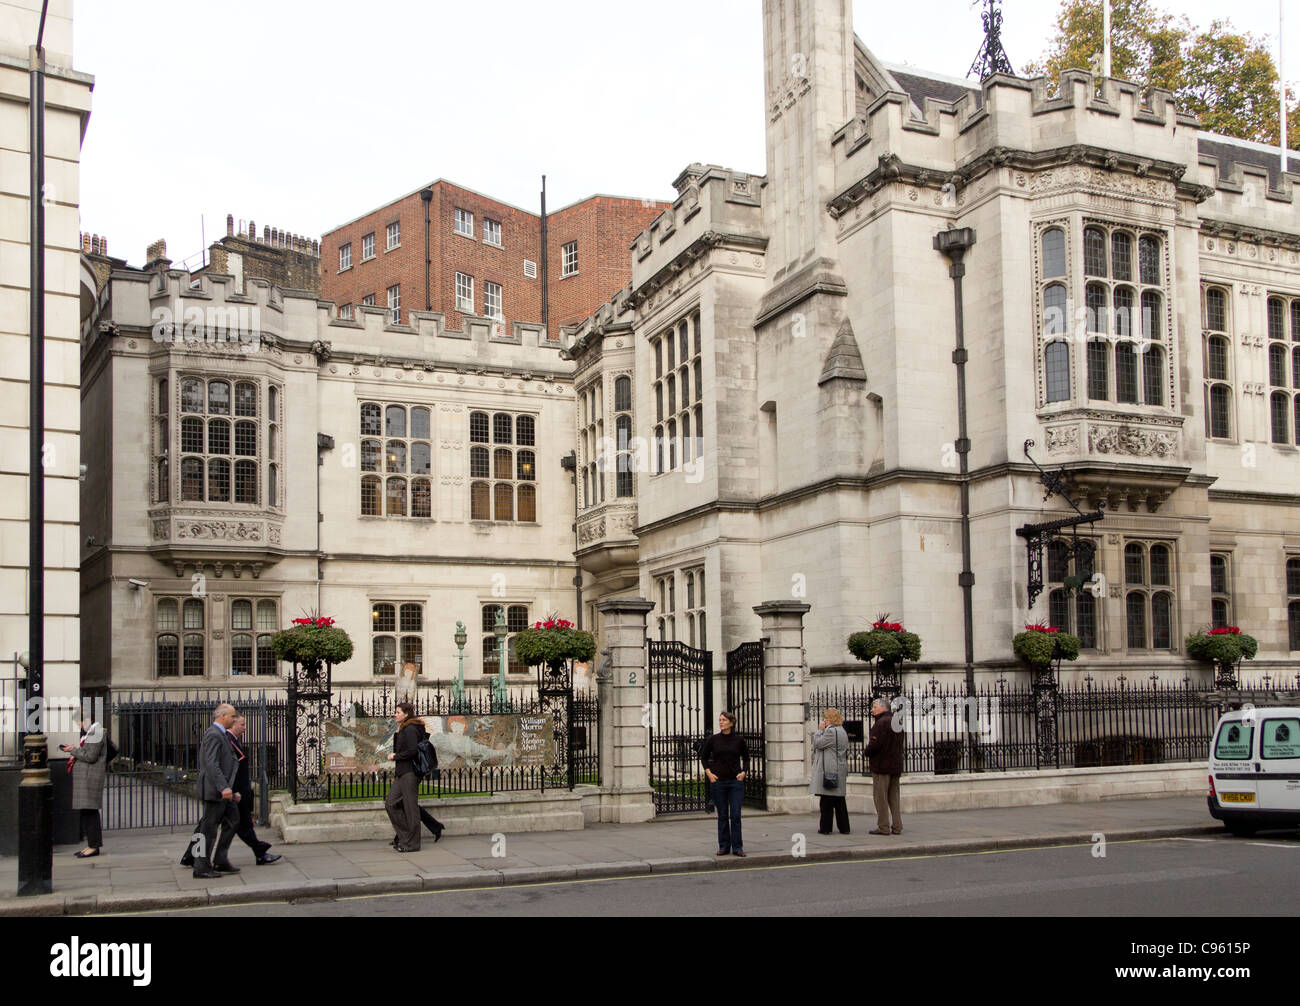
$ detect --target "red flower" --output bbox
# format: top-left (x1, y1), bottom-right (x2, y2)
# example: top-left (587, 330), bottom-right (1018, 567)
top-left (872, 621), bottom-right (904, 632)
top-left (1209, 626), bottom-right (1241, 636)
top-left (1024, 624), bottom-right (1058, 633)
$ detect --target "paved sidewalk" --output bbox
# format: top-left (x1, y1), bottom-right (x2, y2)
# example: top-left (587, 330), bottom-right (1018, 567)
top-left (0, 795), bottom-right (1218, 915)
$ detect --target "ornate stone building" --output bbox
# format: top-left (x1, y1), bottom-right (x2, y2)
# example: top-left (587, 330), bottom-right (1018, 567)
top-left (81, 258), bottom-right (580, 690)
top-left (566, 0), bottom-right (1300, 685)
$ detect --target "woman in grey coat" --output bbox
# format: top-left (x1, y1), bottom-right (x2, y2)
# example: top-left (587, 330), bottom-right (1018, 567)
top-left (61, 716), bottom-right (108, 858)
top-left (812, 707), bottom-right (850, 835)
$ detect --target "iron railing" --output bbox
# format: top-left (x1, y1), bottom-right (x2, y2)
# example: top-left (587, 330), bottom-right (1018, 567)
top-left (104, 681), bottom-right (600, 827)
top-left (810, 673), bottom-right (1286, 776)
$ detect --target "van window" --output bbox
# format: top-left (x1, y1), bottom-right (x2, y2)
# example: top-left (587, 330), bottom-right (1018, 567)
top-left (1261, 719), bottom-right (1300, 759)
top-left (1214, 721), bottom-right (1253, 760)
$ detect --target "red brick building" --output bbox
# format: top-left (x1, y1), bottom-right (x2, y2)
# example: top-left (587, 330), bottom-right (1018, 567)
top-left (320, 180), bottom-right (667, 336)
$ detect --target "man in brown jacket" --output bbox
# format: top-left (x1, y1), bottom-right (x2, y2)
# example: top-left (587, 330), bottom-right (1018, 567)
top-left (865, 697), bottom-right (904, 835)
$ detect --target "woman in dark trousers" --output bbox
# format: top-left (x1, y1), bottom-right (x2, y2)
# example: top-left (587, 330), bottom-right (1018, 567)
top-left (61, 716), bottom-right (107, 858)
top-left (700, 710), bottom-right (749, 857)
top-left (812, 707), bottom-right (850, 834)
top-left (385, 702), bottom-right (428, 852)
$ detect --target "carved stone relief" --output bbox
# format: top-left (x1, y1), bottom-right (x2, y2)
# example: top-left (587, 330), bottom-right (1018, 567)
top-left (175, 521), bottom-right (264, 541)
top-left (1087, 424), bottom-right (1179, 458)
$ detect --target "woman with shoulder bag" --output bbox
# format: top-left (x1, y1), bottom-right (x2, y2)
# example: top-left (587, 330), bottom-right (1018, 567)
top-left (385, 702), bottom-right (428, 852)
top-left (812, 707), bottom-right (850, 835)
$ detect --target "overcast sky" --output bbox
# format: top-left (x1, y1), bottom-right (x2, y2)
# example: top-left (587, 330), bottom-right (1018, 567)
top-left (74, 0), bottom-right (1297, 271)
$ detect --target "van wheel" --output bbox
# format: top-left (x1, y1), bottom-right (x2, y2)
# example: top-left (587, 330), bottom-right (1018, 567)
top-left (1226, 822), bottom-right (1257, 837)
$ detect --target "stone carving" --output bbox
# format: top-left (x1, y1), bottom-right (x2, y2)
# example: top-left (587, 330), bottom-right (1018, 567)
top-left (1109, 584), bottom-right (1122, 599)
top-left (1045, 426), bottom-right (1079, 453)
top-left (268, 525), bottom-right (282, 545)
top-left (176, 520), bottom-right (263, 542)
top-left (1087, 424), bottom-right (1178, 458)
top-left (577, 518), bottom-right (606, 545)
top-left (152, 519), bottom-right (169, 540)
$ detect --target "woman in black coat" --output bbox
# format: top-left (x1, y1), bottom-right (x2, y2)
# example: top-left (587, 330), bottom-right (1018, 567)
top-left (384, 702), bottom-right (441, 851)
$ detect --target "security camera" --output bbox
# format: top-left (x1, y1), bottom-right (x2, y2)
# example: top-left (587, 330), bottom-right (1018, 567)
top-left (128, 578), bottom-right (148, 589)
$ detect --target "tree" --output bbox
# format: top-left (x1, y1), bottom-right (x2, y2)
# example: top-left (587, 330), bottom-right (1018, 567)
top-left (1026, 1), bottom-right (1298, 147)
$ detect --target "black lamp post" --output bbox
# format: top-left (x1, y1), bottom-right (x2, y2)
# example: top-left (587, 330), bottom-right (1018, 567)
top-left (18, 1), bottom-right (53, 898)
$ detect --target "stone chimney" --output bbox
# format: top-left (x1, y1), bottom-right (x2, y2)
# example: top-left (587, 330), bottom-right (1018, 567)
top-left (145, 238), bottom-right (172, 272)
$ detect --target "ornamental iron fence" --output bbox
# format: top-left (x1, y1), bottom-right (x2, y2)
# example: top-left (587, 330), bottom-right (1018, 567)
top-left (102, 680), bottom-right (599, 828)
top-left (809, 673), bottom-right (1286, 777)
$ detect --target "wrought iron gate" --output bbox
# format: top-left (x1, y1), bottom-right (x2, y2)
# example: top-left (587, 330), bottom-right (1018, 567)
top-left (726, 641), bottom-right (766, 809)
top-left (647, 639), bottom-right (713, 814)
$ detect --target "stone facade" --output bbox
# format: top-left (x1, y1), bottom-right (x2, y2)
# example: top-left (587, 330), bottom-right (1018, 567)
top-left (81, 261), bottom-right (581, 690)
top-left (0, 1), bottom-right (92, 738)
top-left (566, 0), bottom-right (1300, 688)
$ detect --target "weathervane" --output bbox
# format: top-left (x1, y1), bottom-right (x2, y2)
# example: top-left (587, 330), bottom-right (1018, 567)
top-left (967, 0), bottom-right (1014, 81)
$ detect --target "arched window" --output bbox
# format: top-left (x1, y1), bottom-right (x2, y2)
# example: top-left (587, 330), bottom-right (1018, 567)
top-left (234, 421), bottom-right (256, 456)
top-left (386, 441), bottom-right (406, 473)
top-left (267, 464), bottom-right (278, 508)
top-left (1084, 227), bottom-right (1107, 276)
top-left (362, 440), bottom-right (380, 472)
top-left (1111, 232), bottom-right (1132, 281)
top-left (494, 482), bottom-right (513, 521)
top-left (157, 458), bottom-right (169, 502)
top-left (1143, 346), bottom-right (1164, 406)
top-left (1209, 384), bottom-right (1232, 439)
top-left (1115, 342), bottom-right (1139, 404)
top-left (234, 382), bottom-right (257, 417)
top-left (493, 413), bottom-right (512, 444)
top-left (268, 385), bottom-right (278, 421)
top-left (471, 481), bottom-right (490, 520)
top-left (517, 450), bottom-right (535, 481)
top-left (410, 407), bottom-right (430, 439)
top-left (1043, 283), bottom-right (1067, 336)
top-left (1113, 286), bottom-right (1134, 338)
top-left (1138, 235), bottom-right (1161, 285)
top-left (361, 475), bottom-right (380, 515)
top-left (1126, 592), bottom-right (1147, 649)
top-left (385, 405), bottom-right (405, 437)
top-left (182, 633), bottom-right (205, 676)
top-left (1205, 288), bottom-right (1227, 331)
top-left (1141, 291), bottom-right (1161, 342)
top-left (1151, 592), bottom-right (1172, 649)
top-left (411, 478), bottom-right (431, 518)
top-left (1087, 340), bottom-right (1109, 400)
top-left (231, 633), bottom-right (253, 675)
top-left (234, 460), bottom-right (257, 504)
top-left (156, 633), bottom-right (178, 677)
top-left (181, 458), bottom-right (204, 501)
top-left (205, 419), bottom-right (230, 455)
top-left (1085, 283), bottom-right (1108, 334)
top-left (1125, 543), bottom-right (1146, 585)
top-left (1206, 337), bottom-right (1229, 381)
top-left (208, 380), bottom-right (230, 414)
top-left (1150, 544), bottom-right (1171, 585)
top-left (470, 411), bottom-right (490, 443)
top-left (615, 376), bottom-right (632, 411)
top-left (385, 476), bottom-right (406, 516)
top-left (1272, 392), bottom-right (1290, 444)
top-left (493, 448), bottom-right (512, 480)
top-left (682, 412), bottom-right (692, 463)
top-left (1270, 344), bottom-right (1288, 387)
top-left (410, 442), bottom-right (430, 475)
top-left (208, 459), bottom-right (230, 502)
top-left (516, 415), bottom-right (535, 446)
top-left (181, 378), bottom-right (204, 413)
top-left (1042, 228), bottom-right (1066, 278)
top-left (518, 484), bottom-right (537, 522)
top-left (1269, 297), bottom-right (1286, 341)
top-left (181, 417), bottom-right (204, 453)
top-left (361, 403), bottom-right (382, 435)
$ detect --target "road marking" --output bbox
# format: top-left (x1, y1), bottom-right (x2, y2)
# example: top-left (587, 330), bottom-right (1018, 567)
top-left (1245, 841), bottom-right (1297, 849)
top-left (1171, 837), bottom-right (1218, 843)
top-left (92, 836), bottom-right (1190, 915)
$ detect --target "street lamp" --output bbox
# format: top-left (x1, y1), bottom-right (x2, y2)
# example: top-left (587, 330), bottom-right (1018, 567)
top-left (492, 609), bottom-right (511, 712)
top-left (452, 620), bottom-right (468, 713)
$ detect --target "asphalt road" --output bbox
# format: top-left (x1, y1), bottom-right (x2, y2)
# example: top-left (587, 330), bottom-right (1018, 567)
top-left (135, 832), bottom-right (1300, 916)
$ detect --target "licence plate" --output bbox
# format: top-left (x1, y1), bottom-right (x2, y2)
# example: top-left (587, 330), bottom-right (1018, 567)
top-left (1220, 792), bottom-right (1255, 803)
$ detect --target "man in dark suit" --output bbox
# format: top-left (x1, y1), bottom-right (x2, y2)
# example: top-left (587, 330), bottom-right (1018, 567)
top-left (191, 703), bottom-right (241, 879)
top-left (229, 715), bottom-right (280, 865)
top-left (181, 713), bottom-right (282, 867)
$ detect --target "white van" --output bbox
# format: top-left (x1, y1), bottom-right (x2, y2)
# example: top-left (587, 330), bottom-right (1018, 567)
top-left (1208, 706), bottom-right (1300, 836)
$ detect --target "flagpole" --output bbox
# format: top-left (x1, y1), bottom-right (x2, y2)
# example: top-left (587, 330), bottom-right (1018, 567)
top-left (1282, 0), bottom-right (1289, 175)
top-left (1103, 0), bottom-right (1113, 79)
